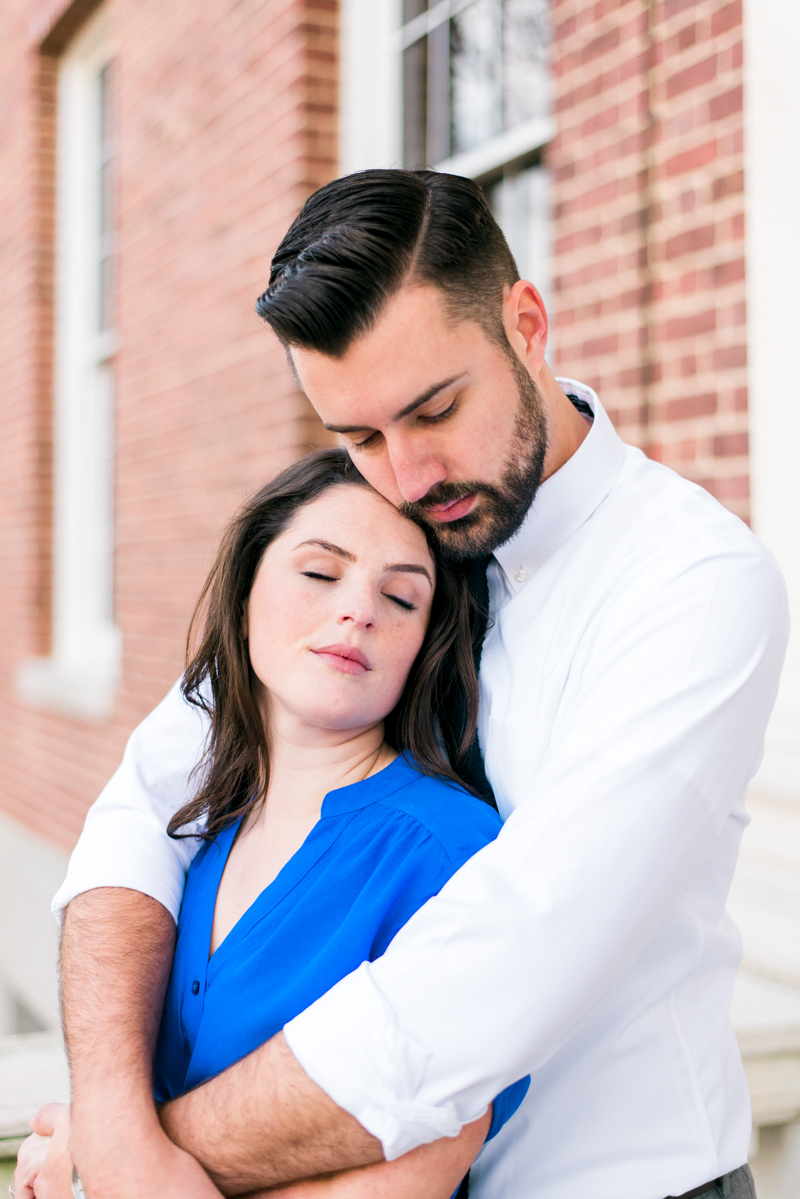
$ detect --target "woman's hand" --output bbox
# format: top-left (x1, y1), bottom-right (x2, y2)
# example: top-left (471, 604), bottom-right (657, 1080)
top-left (13, 1100), bottom-right (225, 1199)
top-left (244, 1109), bottom-right (492, 1199)
top-left (14, 1103), bottom-right (72, 1199)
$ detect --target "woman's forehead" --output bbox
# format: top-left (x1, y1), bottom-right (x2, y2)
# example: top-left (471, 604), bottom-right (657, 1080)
top-left (283, 485), bottom-right (434, 564)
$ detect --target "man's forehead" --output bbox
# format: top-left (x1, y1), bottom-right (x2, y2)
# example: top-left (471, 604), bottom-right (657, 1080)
top-left (289, 291), bottom-right (486, 430)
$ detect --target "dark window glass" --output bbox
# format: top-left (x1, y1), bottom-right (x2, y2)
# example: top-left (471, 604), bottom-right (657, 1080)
top-left (402, 0), bottom-right (551, 167)
top-left (403, 37), bottom-right (428, 169)
top-left (403, 0), bottom-right (428, 19)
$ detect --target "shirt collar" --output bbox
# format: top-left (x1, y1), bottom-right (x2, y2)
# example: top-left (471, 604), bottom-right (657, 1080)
top-left (492, 378), bottom-right (626, 594)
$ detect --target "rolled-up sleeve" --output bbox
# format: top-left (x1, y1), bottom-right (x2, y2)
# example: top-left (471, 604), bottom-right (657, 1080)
top-left (284, 547), bottom-right (789, 1160)
top-left (51, 681), bottom-right (209, 924)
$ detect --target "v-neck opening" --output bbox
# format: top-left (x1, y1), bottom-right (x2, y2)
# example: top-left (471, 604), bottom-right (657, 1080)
top-left (204, 755), bottom-right (415, 976)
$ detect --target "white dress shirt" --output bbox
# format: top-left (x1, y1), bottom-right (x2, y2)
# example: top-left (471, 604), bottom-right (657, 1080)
top-left (53, 380), bottom-right (789, 1199)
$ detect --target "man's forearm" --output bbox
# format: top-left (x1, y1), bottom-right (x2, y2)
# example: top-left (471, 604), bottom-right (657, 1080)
top-left (62, 888), bottom-right (176, 1174)
top-left (160, 1031), bottom-right (383, 1194)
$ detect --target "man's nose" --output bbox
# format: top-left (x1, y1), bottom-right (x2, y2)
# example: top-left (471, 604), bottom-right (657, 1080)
top-left (386, 438), bottom-right (447, 506)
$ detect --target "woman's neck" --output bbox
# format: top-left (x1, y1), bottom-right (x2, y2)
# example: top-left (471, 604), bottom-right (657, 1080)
top-left (262, 713), bottom-right (395, 825)
top-left (209, 717), bottom-right (396, 955)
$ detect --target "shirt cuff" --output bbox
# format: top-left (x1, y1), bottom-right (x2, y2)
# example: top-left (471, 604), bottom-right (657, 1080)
top-left (284, 961), bottom-right (482, 1161)
top-left (51, 805), bottom-right (194, 925)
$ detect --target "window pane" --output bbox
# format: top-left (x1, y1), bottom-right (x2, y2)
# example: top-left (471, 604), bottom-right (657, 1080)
top-left (403, 37), bottom-right (428, 167)
top-left (403, 0), bottom-right (428, 20)
top-left (427, 21), bottom-right (450, 164)
top-left (450, 0), bottom-right (502, 155)
top-left (485, 162), bottom-right (552, 312)
top-left (502, 0), bottom-right (551, 129)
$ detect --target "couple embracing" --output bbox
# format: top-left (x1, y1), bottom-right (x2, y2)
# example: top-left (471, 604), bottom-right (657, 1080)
top-left (18, 169), bottom-right (787, 1199)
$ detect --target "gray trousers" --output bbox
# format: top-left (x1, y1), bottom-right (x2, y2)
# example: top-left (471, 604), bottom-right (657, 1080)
top-left (670, 1165), bottom-right (756, 1199)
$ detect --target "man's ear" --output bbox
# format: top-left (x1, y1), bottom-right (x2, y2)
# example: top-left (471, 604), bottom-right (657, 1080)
top-left (502, 280), bottom-right (548, 378)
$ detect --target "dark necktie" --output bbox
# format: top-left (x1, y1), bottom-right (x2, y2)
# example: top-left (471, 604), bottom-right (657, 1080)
top-left (440, 554), bottom-right (497, 808)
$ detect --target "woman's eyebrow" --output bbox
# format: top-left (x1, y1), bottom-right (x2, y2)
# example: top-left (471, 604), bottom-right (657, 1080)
top-left (294, 538), bottom-right (356, 562)
top-left (385, 563), bottom-right (433, 585)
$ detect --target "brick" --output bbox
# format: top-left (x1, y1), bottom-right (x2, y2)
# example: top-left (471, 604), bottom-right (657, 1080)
top-left (664, 393), bottom-right (717, 421)
top-left (664, 225), bottom-right (716, 259)
top-left (665, 140), bottom-right (718, 177)
top-left (710, 85), bottom-right (742, 121)
top-left (712, 169), bottom-right (744, 199)
top-left (712, 258), bottom-right (745, 286)
top-left (711, 0), bottom-right (742, 38)
top-left (713, 344), bottom-right (747, 369)
top-left (666, 55), bottom-right (717, 100)
top-left (712, 431), bottom-right (749, 457)
top-left (663, 310), bottom-right (717, 340)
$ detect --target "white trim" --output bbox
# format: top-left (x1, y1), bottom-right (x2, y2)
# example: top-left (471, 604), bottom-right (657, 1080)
top-left (744, 0), bottom-right (800, 801)
top-left (434, 115), bottom-right (555, 181)
top-left (339, 0), bottom-right (402, 173)
top-left (17, 4), bottom-right (120, 720)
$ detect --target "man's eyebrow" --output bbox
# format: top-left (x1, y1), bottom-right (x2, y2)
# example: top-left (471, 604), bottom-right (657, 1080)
top-left (293, 539), bottom-right (356, 562)
top-left (385, 563), bottom-right (433, 585)
top-left (323, 374), bottom-right (466, 434)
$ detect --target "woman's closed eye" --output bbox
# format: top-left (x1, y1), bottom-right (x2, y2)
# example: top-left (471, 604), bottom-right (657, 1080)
top-left (384, 592), bottom-right (416, 611)
top-left (302, 570), bottom-right (338, 582)
top-left (304, 570), bottom-right (417, 612)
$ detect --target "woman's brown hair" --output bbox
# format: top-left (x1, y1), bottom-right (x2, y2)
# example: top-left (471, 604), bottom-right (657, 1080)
top-left (168, 449), bottom-right (481, 841)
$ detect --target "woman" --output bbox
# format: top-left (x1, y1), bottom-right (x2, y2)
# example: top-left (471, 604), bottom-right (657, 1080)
top-left (20, 450), bottom-right (527, 1199)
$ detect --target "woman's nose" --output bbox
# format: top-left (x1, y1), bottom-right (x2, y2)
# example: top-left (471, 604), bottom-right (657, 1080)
top-left (336, 580), bottom-right (378, 629)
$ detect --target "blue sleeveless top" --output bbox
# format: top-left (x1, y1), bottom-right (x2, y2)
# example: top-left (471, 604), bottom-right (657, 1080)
top-left (154, 755), bottom-right (529, 1175)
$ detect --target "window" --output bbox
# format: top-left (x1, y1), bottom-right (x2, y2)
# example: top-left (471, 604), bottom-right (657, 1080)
top-left (340, 0), bottom-right (554, 318)
top-left (400, 0), bottom-right (551, 171)
top-left (18, 5), bottom-right (120, 719)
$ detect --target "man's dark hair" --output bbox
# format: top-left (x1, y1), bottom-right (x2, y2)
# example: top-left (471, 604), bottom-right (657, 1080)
top-left (255, 169), bottom-right (520, 358)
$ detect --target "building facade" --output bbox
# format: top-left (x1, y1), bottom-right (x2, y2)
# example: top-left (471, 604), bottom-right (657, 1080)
top-left (1, 0), bottom-right (799, 1189)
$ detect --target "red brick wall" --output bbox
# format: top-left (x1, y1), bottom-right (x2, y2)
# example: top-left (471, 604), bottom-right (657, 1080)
top-left (550, 0), bottom-right (748, 519)
top-left (0, 0), bottom-right (337, 850)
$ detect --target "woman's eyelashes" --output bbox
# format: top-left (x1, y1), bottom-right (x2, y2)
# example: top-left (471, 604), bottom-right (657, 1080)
top-left (300, 569), bottom-right (417, 612)
top-left (385, 593), bottom-right (416, 611)
top-left (302, 570), bottom-right (337, 582)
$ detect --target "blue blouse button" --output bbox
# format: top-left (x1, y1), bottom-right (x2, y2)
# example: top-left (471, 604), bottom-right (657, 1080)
top-left (191, 979), bottom-right (200, 996)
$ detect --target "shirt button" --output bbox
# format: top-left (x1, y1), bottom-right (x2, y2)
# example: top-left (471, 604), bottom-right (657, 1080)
top-left (515, 569), bottom-right (527, 583)
top-left (191, 980), bottom-right (200, 996)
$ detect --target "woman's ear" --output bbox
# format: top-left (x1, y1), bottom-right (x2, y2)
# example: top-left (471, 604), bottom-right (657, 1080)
top-left (241, 600), bottom-right (249, 641)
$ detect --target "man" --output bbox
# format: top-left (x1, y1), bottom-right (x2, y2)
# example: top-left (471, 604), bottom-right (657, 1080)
top-left (21, 170), bottom-right (787, 1199)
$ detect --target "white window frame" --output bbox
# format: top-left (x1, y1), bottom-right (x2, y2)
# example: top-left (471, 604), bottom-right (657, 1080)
top-left (340, 0), bottom-right (556, 329)
top-left (18, 5), bottom-right (120, 720)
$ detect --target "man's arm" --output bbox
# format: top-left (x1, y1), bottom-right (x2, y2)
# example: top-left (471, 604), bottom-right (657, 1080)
top-left (160, 1033), bottom-right (382, 1193)
top-left (61, 889), bottom-right (223, 1198)
top-left (52, 681), bottom-right (208, 925)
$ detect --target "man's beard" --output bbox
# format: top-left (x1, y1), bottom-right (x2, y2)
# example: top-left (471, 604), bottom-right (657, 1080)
top-left (401, 354), bottom-right (548, 563)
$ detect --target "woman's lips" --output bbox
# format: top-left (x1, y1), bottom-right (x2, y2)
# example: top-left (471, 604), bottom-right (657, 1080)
top-left (312, 644), bottom-right (371, 674)
top-left (424, 493), bottom-right (477, 523)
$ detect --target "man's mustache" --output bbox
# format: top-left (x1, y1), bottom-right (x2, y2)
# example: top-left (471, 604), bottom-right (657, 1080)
top-left (403, 481), bottom-right (500, 516)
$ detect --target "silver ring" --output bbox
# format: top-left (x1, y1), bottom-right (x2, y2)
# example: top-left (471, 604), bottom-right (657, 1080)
top-left (71, 1167), bottom-right (86, 1199)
